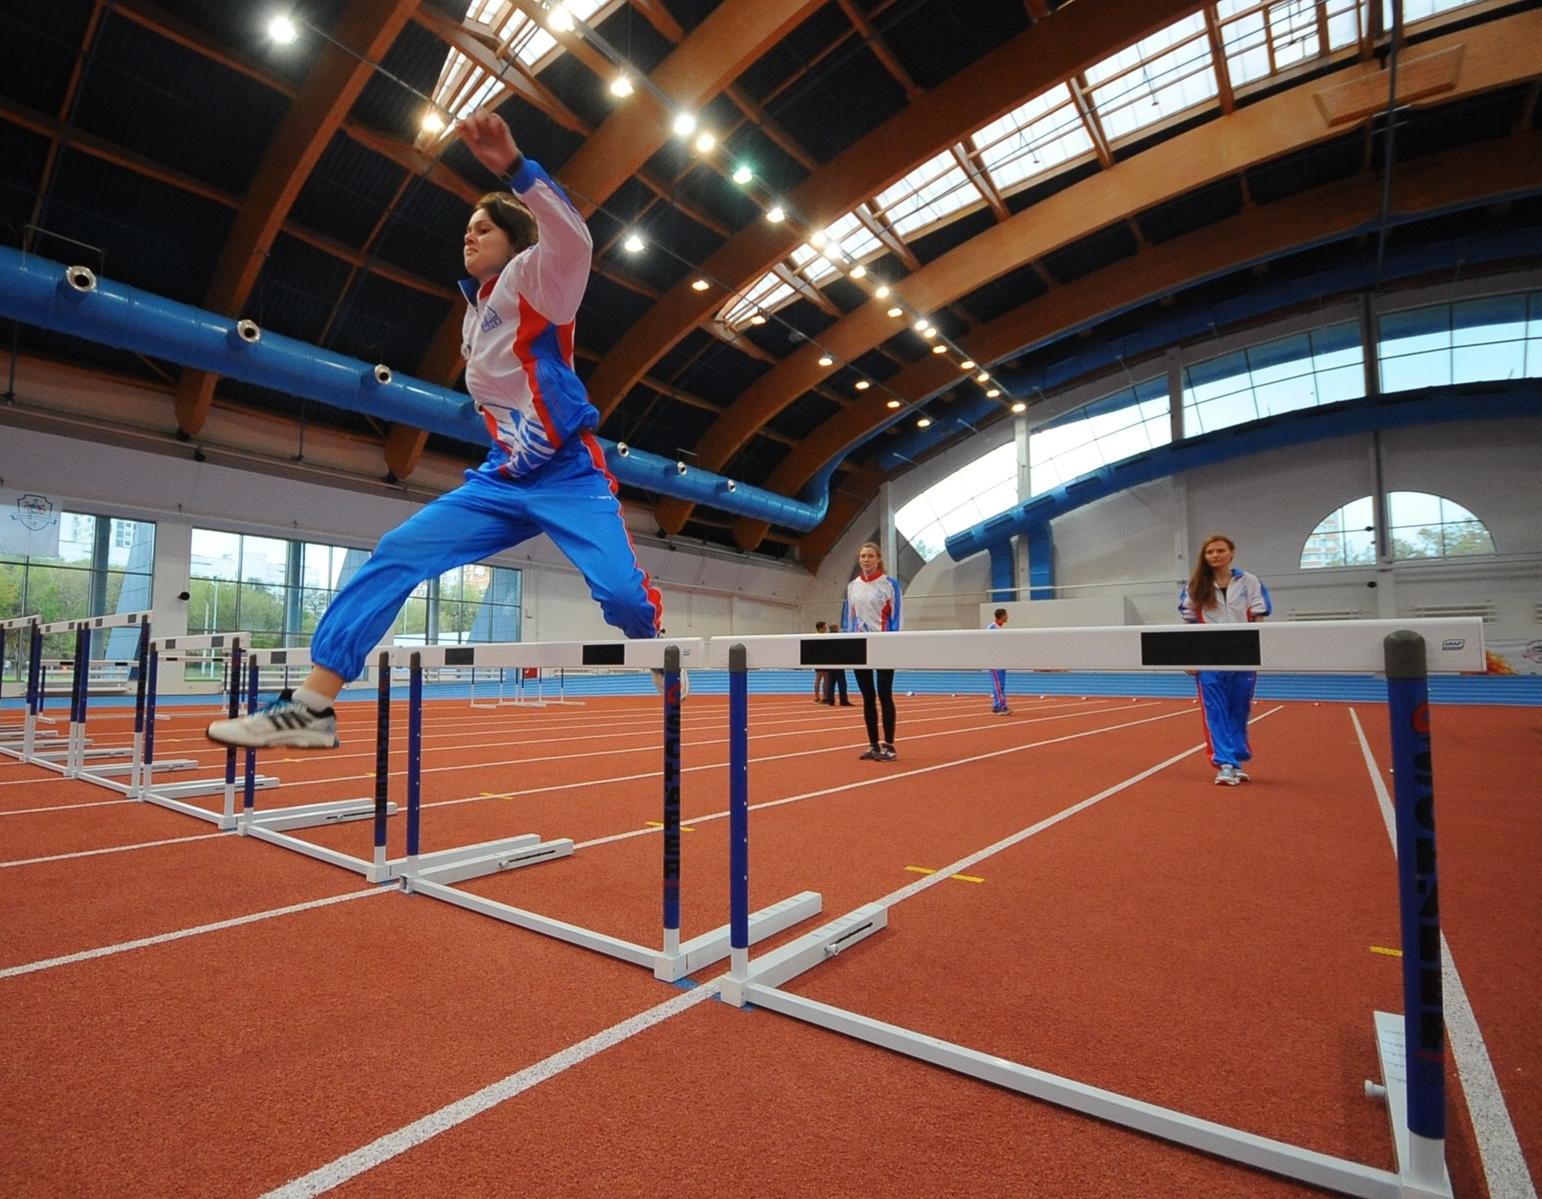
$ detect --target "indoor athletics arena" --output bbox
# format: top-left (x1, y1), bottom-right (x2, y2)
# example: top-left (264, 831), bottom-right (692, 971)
top-left (2, 2), bottom-right (1539, 1196)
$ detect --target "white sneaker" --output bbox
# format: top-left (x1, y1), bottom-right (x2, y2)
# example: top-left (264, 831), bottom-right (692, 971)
top-left (1214, 764), bottom-right (1240, 786)
top-left (207, 690), bottom-right (339, 749)
top-left (1234, 766), bottom-right (1251, 782)
top-left (651, 669), bottom-right (689, 700)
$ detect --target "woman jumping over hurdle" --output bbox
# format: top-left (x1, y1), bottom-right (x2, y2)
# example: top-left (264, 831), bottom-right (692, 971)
top-left (1178, 533), bottom-right (1271, 786)
top-left (208, 109), bottom-right (663, 750)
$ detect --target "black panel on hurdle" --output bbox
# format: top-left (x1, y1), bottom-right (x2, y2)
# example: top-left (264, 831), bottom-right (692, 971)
top-left (582, 643), bottom-right (626, 666)
top-left (802, 637), bottom-right (867, 666)
top-left (443, 647), bottom-right (476, 666)
top-left (1141, 628), bottom-right (1261, 667)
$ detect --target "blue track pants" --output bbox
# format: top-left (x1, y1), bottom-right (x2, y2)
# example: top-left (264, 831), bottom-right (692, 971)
top-left (311, 434), bottom-right (661, 681)
top-left (1195, 670), bottom-right (1258, 768)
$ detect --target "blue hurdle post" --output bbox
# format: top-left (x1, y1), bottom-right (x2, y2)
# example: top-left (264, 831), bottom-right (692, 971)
top-left (374, 651), bottom-right (392, 874)
top-left (407, 652), bottom-right (423, 870)
top-left (1384, 629), bottom-right (1446, 1189)
top-left (661, 644), bottom-right (683, 960)
top-left (26, 620), bottom-right (44, 757)
top-left (242, 648), bottom-right (260, 819)
top-left (130, 622), bottom-right (150, 795)
top-left (728, 643), bottom-right (750, 980)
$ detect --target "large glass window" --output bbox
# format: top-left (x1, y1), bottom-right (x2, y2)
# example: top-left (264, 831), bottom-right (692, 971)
top-left (1, 507), bottom-right (155, 669)
top-left (1029, 377), bottom-right (1172, 496)
top-left (896, 443), bottom-right (1019, 563)
top-left (1301, 492), bottom-right (1495, 568)
top-left (1183, 321), bottom-right (1364, 435)
top-left (1377, 291), bottom-right (1542, 392)
top-left (188, 529), bottom-right (522, 653)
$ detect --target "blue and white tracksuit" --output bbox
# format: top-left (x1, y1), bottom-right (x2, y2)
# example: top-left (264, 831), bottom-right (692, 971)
top-left (842, 571), bottom-right (902, 747)
top-left (1178, 568), bottom-right (1271, 768)
top-left (310, 158), bottom-right (662, 682)
top-left (987, 619), bottom-right (1008, 712)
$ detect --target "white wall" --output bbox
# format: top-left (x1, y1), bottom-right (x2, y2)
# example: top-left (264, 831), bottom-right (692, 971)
top-left (858, 415), bottom-right (1542, 664)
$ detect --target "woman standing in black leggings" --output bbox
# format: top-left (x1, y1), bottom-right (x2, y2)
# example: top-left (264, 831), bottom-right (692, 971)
top-left (840, 541), bottom-right (902, 761)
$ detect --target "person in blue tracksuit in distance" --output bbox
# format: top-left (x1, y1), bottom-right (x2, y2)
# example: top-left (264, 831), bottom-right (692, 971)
top-left (842, 541), bottom-right (902, 762)
top-left (209, 109), bottom-right (663, 749)
top-left (987, 607), bottom-right (1010, 714)
top-left (1178, 534), bottom-right (1271, 786)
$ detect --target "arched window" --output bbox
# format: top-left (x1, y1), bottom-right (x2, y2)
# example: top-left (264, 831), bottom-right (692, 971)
top-left (1301, 492), bottom-right (1495, 568)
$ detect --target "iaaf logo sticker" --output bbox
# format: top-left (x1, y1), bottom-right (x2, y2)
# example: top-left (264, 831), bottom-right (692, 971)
top-left (11, 493), bottom-right (57, 533)
top-left (1441, 638), bottom-right (1466, 651)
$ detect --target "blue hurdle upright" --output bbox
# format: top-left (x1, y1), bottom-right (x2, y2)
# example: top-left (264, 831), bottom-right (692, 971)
top-left (713, 619), bottom-right (1481, 1199)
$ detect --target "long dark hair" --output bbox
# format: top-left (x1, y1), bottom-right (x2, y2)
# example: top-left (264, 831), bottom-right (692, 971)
top-left (476, 191), bottom-right (538, 254)
top-left (1186, 534), bottom-right (1235, 612)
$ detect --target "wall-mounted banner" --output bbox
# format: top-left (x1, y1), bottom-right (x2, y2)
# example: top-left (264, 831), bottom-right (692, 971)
top-left (0, 489), bottom-right (63, 558)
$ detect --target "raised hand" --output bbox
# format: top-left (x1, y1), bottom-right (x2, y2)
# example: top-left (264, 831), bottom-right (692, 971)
top-left (456, 109), bottom-right (520, 177)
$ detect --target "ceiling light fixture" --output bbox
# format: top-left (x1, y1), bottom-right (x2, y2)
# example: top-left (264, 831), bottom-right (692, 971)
top-left (931, 344), bottom-right (948, 354)
top-left (850, 265), bottom-right (866, 279)
top-left (622, 232), bottom-right (644, 253)
top-left (766, 206), bottom-right (786, 223)
top-left (817, 354), bottom-right (834, 367)
top-left (986, 387), bottom-right (1001, 398)
top-left (732, 165), bottom-right (753, 185)
top-left (691, 278), bottom-right (709, 291)
top-left (916, 417), bottom-right (932, 428)
top-left (874, 285), bottom-right (890, 299)
top-left (886, 399), bottom-right (902, 409)
top-left (886, 306), bottom-right (903, 318)
top-left (547, 2), bottom-right (575, 33)
top-left (420, 110), bottom-right (445, 134)
top-left (1011, 401), bottom-right (1027, 413)
top-left (855, 380), bottom-right (871, 390)
top-left (267, 14), bottom-right (299, 43)
top-left (960, 359), bottom-right (976, 371)
top-left (672, 112), bottom-right (697, 137)
top-left (694, 132), bottom-right (715, 153)
top-left (975, 371), bottom-right (990, 383)
top-left (610, 75), bottom-right (634, 97)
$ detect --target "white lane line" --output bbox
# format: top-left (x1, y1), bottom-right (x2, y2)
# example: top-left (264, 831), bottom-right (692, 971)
top-left (1, 888), bottom-right (391, 978)
top-left (1, 797), bottom-right (138, 815)
top-left (1349, 707), bottom-right (1537, 1199)
top-left (258, 979), bottom-right (722, 1199)
top-left (0, 832), bottom-right (226, 869)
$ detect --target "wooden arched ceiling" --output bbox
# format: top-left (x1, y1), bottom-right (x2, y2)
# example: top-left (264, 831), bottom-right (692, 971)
top-left (581, 0), bottom-right (1205, 418)
top-left (662, 8), bottom-right (1542, 547)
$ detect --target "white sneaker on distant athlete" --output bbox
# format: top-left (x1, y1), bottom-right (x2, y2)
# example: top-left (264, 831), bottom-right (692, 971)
top-left (1214, 764), bottom-right (1241, 786)
top-left (651, 668), bottom-right (690, 700)
top-left (206, 690), bottom-right (339, 749)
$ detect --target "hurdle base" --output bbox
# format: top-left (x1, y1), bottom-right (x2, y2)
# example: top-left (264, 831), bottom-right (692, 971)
top-left (404, 874), bottom-right (658, 969)
top-left (140, 774), bottom-right (280, 802)
top-left (719, 901), bottom-right (888, 1007)
top-left (653, 890), bottom-right (824, 982)
top-left (374, 834), bottom-right (573, 885)
top-left (1372, 1011), bottom-right (1453, 1199)
top-left (78, 757), bottom-right (198, 780)
top-left (242, 798), bottom-right (397, 834)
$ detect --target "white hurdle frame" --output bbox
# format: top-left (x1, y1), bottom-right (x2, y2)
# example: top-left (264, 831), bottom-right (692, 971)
top-left (116, 633), bottom-right (283, 826)
top-left (374, 638), bottom-right (819, 982)
top-left (230, 645), bottom-right (398, 851)
top-left (711, 620), bottom-right (1484, 1199)
top-left (0, 614), bottom-right (60, 756)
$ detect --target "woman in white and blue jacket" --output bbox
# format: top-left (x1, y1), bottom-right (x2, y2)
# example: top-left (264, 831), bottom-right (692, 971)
top-left (1178, 534), bottom-right (1271, 785)
top-left (841, 541), bottom-right (902, 761)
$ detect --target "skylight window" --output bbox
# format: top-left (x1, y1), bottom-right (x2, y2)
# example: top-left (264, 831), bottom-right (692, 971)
top-left (974, 86), bottom-right (1093, 191)
top-left (426, 0), bottom-right (611, 137)
top-left (872, 151), bottom-right (978, 239)
top-left (1084, 13), bottom-right (1215, 142)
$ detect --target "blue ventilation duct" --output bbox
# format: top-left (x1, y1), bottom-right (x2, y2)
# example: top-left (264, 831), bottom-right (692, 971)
top-left (0, 246), bottom-right (830, 533)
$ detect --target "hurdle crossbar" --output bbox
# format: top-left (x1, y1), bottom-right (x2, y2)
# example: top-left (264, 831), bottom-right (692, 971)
top-left (718, 622), bottom-right (1470, 1199)
top-left (705, 618), bottom-right (1485, 674)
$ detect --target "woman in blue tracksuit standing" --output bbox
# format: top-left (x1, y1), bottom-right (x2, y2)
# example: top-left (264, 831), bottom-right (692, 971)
top-left (209, 109), bottom-right (662, 749)
top-left (1178, 534), bottom-right (1270, 786)
top-left (842, 541), bottom-right (902, 762)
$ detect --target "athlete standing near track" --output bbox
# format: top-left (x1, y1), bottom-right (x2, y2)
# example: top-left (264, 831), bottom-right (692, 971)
top-left (208, 109), bottom-right (663, 750)
top-left (842, 541), bottom-right (902, 762)
top-left (1178, 534), bottom-right (1271, 785)
top-left (987, 607), bottom-right (1010, 715)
